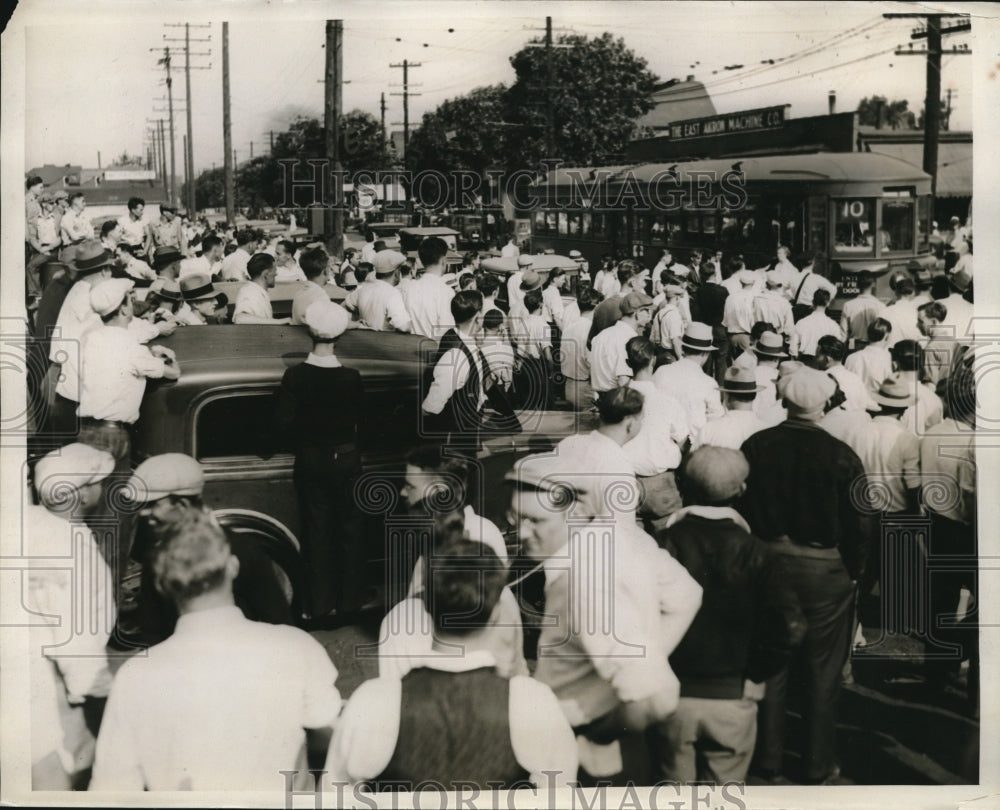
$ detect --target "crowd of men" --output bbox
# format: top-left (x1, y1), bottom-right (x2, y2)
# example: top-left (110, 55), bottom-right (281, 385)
top-left (21, 180), bottom-right (978, 793)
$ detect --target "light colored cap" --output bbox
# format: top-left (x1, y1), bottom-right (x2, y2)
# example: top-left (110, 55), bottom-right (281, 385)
top-left (682, 446), bottom-right (750, 503)
top-left (128, 453), bottom-right (205, 502)
top-left (738, 269), bottom-right (758, 287)
top-left (304, 299), bottom-right (349, 340)
top-left (620, 291), bottom-right (654, 315)
top-left (504, 453), bottom-right (589, 499)
top-left (765, 270), bottom-right (785, 288)
top-left (777, 367), bottom-right (836, 413)
top-left (34, 443), bottom-right (115, 506)
top-left (519, 269), bottom-right (543, 292)
top-left (568, 250), bottom-right (583, 259)
top-left (778, 359), bottom-right (806, 378)
top-left (373, 249), bottom-right (407, 276)
top-left (516, 255), bottom-right (534, 268)
top-left (90, 278), bottom-right (135, 316)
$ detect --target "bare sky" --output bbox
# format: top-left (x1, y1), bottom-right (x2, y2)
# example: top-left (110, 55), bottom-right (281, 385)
top-left (20, 1), bottom-right (978, 175)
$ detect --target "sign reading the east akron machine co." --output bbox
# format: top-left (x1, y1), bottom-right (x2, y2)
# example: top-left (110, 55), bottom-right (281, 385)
top-left (668, 105), bottom-right (787, 140)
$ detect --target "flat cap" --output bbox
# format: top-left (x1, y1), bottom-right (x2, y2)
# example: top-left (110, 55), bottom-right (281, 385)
top-left (519, 269), bottom-right (543, 292)
top-left (90, 278), bottom-right (135, 316)
top-left (516, 254), bottom-right (534, 268)
top-left (738, 269), bottom-right (758, 287)
top-left (682, 446), bottom-right (750, 503)
top-left (35, 443), bottom-right (115, 505)
top-left (777, 367), bottom-right (836, 413)
top-left (504, 453), bottom-right (588, 500)
top-left (373, 249), bottom-right (407, 276)
top-left (620, 291), bottom-right (654, 315)
top-left (128, 453), bottom-right (205, 502)
top-left (304, 299), bottom-right (349, 340)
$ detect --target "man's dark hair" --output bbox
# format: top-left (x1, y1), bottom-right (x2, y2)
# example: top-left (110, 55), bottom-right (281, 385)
top-left (625, 336), bottom-right (656, 373)
top-left (276, 239), bottom-right (296, 257)
top-left (617, 260), bottom-right (641, 286)
top-left (299, 247), bottom-right (329, 280)
top-left (578, 286), bottom-right (604, 313)
top-left (919, 301), bottom-right (947, 322)
top-left (235, 228), bottom-right (257, 247)
top-left (201, 234), bottom-right (223, 254)
top-left (867, 317), bottom-right (892, 344)
top-left (418, 236), bottom-right (449, 269)
top-left (482, 309), bottom-right (504, 331)
top-left (100, 220), bottom-right (119, 239)
top-left (459, 274), bottom-right (476, 291)
top-left (725, 256), bottom-right (745, 279)
top-left (930, 276), bottom-right (951, 301)
top-left (857, 271), bottom-right (875, 291)
top-left (344, 247), bottom-right (357, 260)
top-left (246, 252), bottom-right (274, 279)
top-left (523, 289), bottom-right (543, 314)
top-left (26, 175), bottom-right (43, 190)
top-left (451, 290), bottom-right (484, 325)
top-left (422, 541), bottom-right (507, 634)
top-left (596, 386), bottom-right (644, 424)
top-left (67, 191), bottom-right (85, 206)
top-left (127, 197), bottom-right (145, 212)
top-left (817, 335), bottom-right (846, 362)
top-left (544, 267), bottom-right (567, 289)
top-left (152, 506), bottom-right (233, 603)
top-left (477, 273), bottom-right (500, 297)
top-left (405, 444), bottom-right (472, 505)
top-left (355, 262), bottom-right (373, 283)
top-left (751, 321), bottom-right (775, 342)
top-left (890, 339), bottom-right (924, 373)
top-left (896, 277), bottom-right (915, 296)
top-left (813, 288), bottom-right (831, 308)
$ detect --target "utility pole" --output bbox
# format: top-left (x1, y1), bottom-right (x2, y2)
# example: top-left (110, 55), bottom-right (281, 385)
top-left (157, 47), bottom-right (177, 205)
top-left (270, 130), bottom-right (274, 151)
top-left (390, 58), bottom-right (421, 168)
top-left (164, 23), bottom-right (212, 216)
top-left (158, 119), bottom-right (168, 202)
top-left (249, 141), bottom-right (254, 160)
top-left (222, 21), bottom-right (234, 224)
top-left (545, 16), bottom-right (554, 158)
top-left (183, 134), bottom-right (189, 206)
top-left (944, 88), bottom-right (954, 131)
top-left (325, 20), bottom-right (344, 257)
top-left (380, 92), bottom-right (387, 143)
top-left (887, 12), bottom-right (970, 199)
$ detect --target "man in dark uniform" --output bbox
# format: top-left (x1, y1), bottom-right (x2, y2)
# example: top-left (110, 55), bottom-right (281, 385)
top-left (275, 299), bottom-right (364, 619)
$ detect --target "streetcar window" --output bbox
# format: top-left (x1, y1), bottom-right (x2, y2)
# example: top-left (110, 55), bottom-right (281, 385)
top-left (569, 212), bottom-right (583, 236)
top-left (917, 196), bottom-right (931, 250)
top-left (880, 200), bottom-right (914, 253)
top-left (666, 217), bottom-right (683, 245)
top-left (591, 213), bottom-right (605, 237)
top-left (701, 215), bottom-right (716, 234)
top-left (533, 210), bottom-right (547, 234)
top-left (833, 199), bottom-right (875, 255)
top-left (557, 212), bottom-right (569, 235)
top-left (581, 213), bottom-right (592, 236)
top-left (649, 215), bottom-right (666, 242)
top-left (545, 212), bottom-right (557, 232)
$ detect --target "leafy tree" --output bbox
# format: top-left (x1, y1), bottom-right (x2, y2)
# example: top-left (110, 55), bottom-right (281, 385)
top-left (189, 167), bottom-right (225, 210)
top-left (856, 96), bottom-right (916, 130)
top-left (917, 100), bottom-right (950, 131)
top-left (505, 32), bottom-right (658, 166)
top-left (111, 151), bottom-right (148, 168)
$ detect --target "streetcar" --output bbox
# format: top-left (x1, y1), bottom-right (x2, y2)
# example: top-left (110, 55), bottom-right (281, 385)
top-left (525, 152), bottom-right (938, 304)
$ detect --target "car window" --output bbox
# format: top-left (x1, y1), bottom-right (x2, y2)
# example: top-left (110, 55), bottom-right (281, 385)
top-left (195, 390), bottom-right (292, 461)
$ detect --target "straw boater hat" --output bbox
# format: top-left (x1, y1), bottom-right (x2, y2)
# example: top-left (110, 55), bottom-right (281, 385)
top-left (720, 365), bottom-right (764, 394)
top-left (754, 331), bottom-right (789, 359)
top-left (680, 322), bottom-right (718, 353)
top-left (874, 374), bottom-right (917, 409)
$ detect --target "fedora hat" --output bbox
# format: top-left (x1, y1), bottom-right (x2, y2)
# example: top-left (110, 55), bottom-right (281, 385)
top-left (152, 245), bottom-right (184, 271)
top-left (519, 269), bottom-right (543, 292)
top-left (753, 331), bottom-right (788, 359)
top-left (180, 274), bottom-right (228, 306)
top-left (73, 240), bottom-right (115, 275)
top-left (720, 365), bottom-right (765, 394)
top-left (149, 277), bottom-right (182, 302)
top-left (874, 374), bottom-right (917, 408)
top-left (681, 321), bottom-right (718, 353)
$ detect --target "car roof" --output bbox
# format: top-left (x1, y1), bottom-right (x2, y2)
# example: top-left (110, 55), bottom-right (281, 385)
top-left (399, 227), bottom-right (460, 236)
top-left (481, 255), bottom-right (581, 274)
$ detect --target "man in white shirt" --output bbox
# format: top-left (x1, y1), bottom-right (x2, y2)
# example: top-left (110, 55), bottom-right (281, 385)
top-left (233, 253), bottom-right (292, 324)
top-left (274, 238), bottom-right (307, 282)
top-left (694, 365), bottom-right (769, 450)
top-left (218, 228), bottom-right (257, 281)
top-left (936, 274), bottom-right (975, 346)
top-left (723, 270), bottom-right (758, 358)
top-left (748, 332), bottom-right (788, 426)
top-left (789, 258), bottom-right (838, 312)
top-left (350, 249), bottom-right (412, 332)
top-left (117, 197), bottom-right (152, 258)
top-left (505, 452), bottom-right (701, 780)
top-left (506, 254), bottom-right (535, 320)
top-left (29, 444), bottom-right (117, 790)
top-left (650, 283), bottom-right (686, 362)
top-left (752, 271), bottom-right (795, 338)
top-left (840, 272), bottom-right (887, 350)
top-left (882, 277), bottom-right (923, 347)
top-left (653, 322), bottom-right (725, 435)
top-left (769, 245), bottom-right (800, 290)
top-left (59, 192), bottom-right (93, 246)
top-left (815, 335), bottom-right (878, 412)
top-left (91, 507), bottom-right (342, 791)
top-left (890, 339), bottom-right (943, 435)
top-left (403, 236), bottom-right (455, 338)
top-left (561, 287), bottom-right (603, 410)
top-left (589, 291), bottom-right (652, 393)
top-left (177, 275), bottom-right (230, 325)
top-left (501, 234), bottom-right (520, 258)
top-left (332, 541), bottom-right (576, 791)
top-left (789, 288), bottom-right (843, 360)
top-left (290, 247), bottom-right (334, 325)
top-left (845, 317), bottom-right (894, 396)
top-left (179, 233), bottom-right (225, 281)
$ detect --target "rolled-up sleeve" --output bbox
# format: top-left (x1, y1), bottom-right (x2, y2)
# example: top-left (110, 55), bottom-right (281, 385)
top-left (421, 348), bottom-right (469, 415)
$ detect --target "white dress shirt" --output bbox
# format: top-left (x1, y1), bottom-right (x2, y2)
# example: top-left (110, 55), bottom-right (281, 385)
top-left (275, 260), bottom-right (307, 283)
top-left (507, 271), bottom-right (526, 320)
top-left (327, 653), bottom-right (576, 789)
top-left (752, 363), bottom-right (786, 426)
top-left (820, 407), bottom-right (873, 462)
top-left (882, 298), bottom-right (923, 346)
top-left (402, 272), bottom-right (455, 338)
top-left (650, 302), bottom-right (684, 350)
top-left (556, 430), bottom-right (640, 521)
top-left (356, 278), bottom-right (411, 332)
top-left (623, 379), bottom-right (688, 475)
top-left (481, 336), bottom-right (515, 389)
top-left (91, 606), bottom-right (342, 791)
top-left (233, 281), bottom-right (275, 322)
top-left (513, 313), bottom-right (551, 361)
top-left (919, 418), bottom-right (976, 524)
top-left (652, 357), bottom-right (725, 435)
top-left (179, 254), bottom-right (221, 281)
top-left (790, 310), bottom-right (843, 356)
top-left (501, 242), bottom-right (520, 258)
top-left (844, 344), bottom-right (894, 395)
top-left (59, 208), bottom-right (93, 244)
top-left (542, 285), bottom-right (566, 330)
top-left (827, 363), bottom-right (879, 412)
top-left (560, 313), bottom-right (593, 382)
top-left (752, 290), bottom-right (794, 336)
top-left (840, 293), bottom-right (887, 345)
top-left (360, 242), bottom-right (377, 264)
top-left (421, 330), bottom-right (487, 415)
top-left (897, 374), bottom-right (944, 435)
top-left (851, 416), bottom-right (921, 513)
top-left (290, 281), bottom-right (329, 325)
top-left (693, 407), bottom-right (769, 451)
top-left (790, 270), bottom-right (837, 307)
top-left (218, 247), bottom-right (252, 281)
top-left (117, 214), bottom-right (147, 248)
top-left (941, 293), bottom-right (974, 344)
top-left (78, 324), bottom-right (167, 423)
top-left (51, 280), bottom-right (102, 401)
top-left (723, 288), bottom-right (756, 334)
top-left (589, 319), bottom-right (636, 393)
